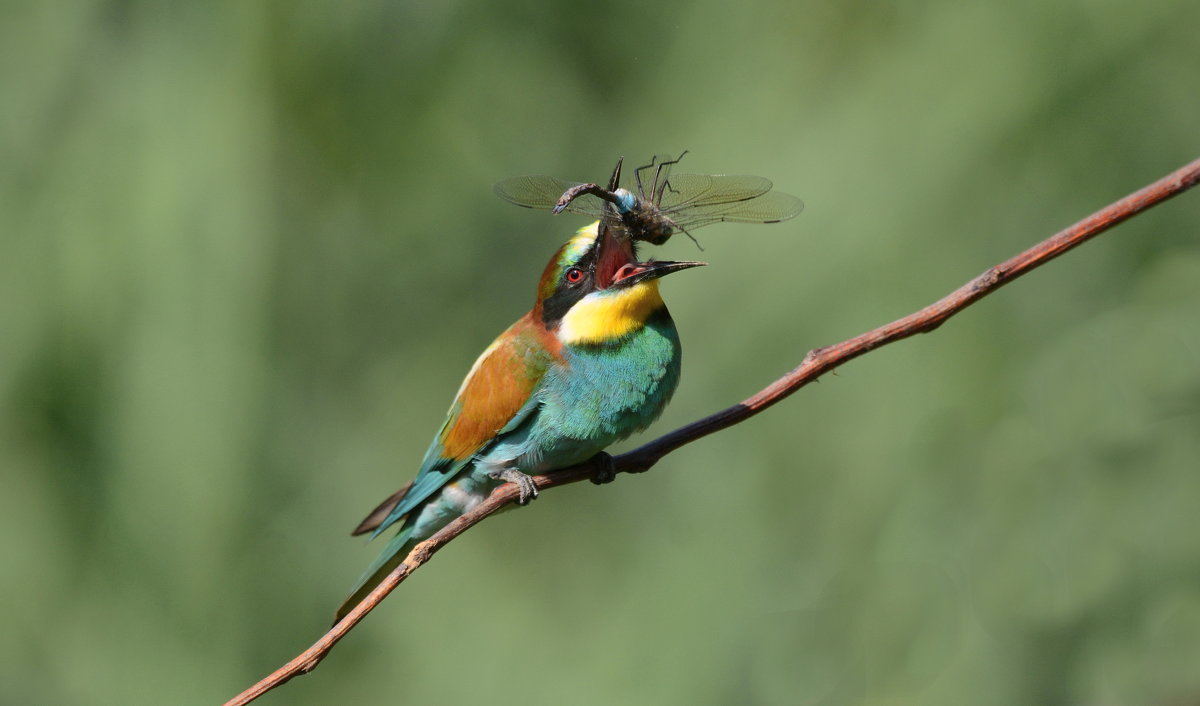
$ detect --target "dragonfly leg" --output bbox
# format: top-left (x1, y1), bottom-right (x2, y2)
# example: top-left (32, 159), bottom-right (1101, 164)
top-left (652, 150), bottom-right (688, 202)
top-left (676, 223), bottom-right (703, 251)
top-left (634, 155), bottom-right (658, 197)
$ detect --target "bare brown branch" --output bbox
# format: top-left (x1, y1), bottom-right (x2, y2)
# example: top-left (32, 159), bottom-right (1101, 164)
top-left (224, 155), bottom-right (1200, 706)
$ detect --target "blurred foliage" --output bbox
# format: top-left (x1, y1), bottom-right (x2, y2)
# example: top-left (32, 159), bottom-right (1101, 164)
top-left (2, 1), bottom-right (1199, 704)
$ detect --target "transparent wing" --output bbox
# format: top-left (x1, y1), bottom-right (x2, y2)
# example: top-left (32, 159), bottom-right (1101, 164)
top-left (493, 175), bottom-right (606, 216)
top-left (657, 174), bottom-right (774, 211)
top-left (669, 190), bottom-right (805, 230)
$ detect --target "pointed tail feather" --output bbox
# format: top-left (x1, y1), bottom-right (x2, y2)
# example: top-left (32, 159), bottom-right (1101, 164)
top-left (335, 525), bottom-right (417, 623)
top-left (351, 481), bottom-right (413, 536)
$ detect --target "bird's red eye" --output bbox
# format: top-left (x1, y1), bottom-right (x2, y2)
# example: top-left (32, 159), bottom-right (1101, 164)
top-left (565, 267), bottom-right (584, 283)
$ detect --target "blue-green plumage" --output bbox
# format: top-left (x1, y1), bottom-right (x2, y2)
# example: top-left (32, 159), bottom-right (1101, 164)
top-left (541, 309), bottom-right (681, 443)
top-left (485, 307), bottom-right (682, 477)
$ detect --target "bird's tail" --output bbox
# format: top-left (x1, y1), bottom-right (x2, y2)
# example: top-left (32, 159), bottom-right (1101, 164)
top-left (334, 524), bottom-right (418, 624)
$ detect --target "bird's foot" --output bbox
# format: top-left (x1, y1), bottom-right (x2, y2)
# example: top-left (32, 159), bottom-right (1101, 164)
top-left (489, 468), bottom-right (539, 505)
top-left (589, 452), bottom-right (617, 485)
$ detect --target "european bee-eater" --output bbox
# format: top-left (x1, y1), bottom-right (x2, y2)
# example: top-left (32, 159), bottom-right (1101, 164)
top-left (337, 221), bottom-right (703, 620)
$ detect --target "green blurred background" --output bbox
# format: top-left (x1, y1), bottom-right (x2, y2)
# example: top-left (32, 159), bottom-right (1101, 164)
top-left (3, 1), bottom-right (1199, 704)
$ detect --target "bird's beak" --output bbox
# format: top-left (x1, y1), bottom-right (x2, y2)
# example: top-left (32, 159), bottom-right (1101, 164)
top-left (610, 260), bottom-right (706, 288)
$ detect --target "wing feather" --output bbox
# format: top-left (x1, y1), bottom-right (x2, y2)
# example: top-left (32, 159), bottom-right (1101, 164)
top-left (359, 315), bottom-right (556, 537)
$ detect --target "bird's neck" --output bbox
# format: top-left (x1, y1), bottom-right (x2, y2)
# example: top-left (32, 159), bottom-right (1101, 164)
top-left (557, 281), bottom-right (666, 345)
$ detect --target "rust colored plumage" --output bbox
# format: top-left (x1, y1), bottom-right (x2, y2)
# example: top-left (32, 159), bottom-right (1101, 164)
top-left (438, 313), bottom-right (561, 461)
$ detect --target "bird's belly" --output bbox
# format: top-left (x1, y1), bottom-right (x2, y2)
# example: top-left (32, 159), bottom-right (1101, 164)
top-left (408, 472), bottom-right (501, 539)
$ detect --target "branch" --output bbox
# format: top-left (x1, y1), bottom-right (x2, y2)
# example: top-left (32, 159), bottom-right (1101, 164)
top-left (224, 156), bottom-right (1200, 706)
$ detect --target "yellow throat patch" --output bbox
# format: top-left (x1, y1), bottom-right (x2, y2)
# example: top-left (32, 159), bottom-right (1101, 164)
top-left (558, 280), bottom-right (665, 345)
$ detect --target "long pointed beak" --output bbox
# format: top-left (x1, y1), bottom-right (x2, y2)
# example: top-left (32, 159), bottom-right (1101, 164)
top-left (611, 260), bottom-right (706, 288)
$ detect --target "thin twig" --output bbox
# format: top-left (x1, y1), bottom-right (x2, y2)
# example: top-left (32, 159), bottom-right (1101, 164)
top-left (224, 156), bottom-right (1200, 706)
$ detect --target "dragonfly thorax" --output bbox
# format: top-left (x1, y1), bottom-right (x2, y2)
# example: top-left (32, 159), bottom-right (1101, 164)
top-left (618, 201), bottom-right (677, 246)
top-left (612, 188), bottom-right (638, 214)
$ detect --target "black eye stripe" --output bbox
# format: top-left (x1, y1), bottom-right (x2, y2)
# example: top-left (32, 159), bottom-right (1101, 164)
top-left (543, 265), bottom-right (595, 324)
top-left (540, 237), bottom-right (602, 325)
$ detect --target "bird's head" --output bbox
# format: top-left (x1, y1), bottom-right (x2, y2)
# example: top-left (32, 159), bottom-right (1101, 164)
top-left (534, 222), bottom-right (704, 345)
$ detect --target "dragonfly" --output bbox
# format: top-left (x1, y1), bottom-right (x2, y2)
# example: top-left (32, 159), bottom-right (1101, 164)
top-left (494, 152), bottom-right (803, 246)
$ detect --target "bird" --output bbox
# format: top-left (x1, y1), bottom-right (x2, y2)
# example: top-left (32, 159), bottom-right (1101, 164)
top-left (336, 220), bottom-right (704, 621)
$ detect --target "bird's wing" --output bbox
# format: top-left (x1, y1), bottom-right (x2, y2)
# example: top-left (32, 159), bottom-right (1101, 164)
top-left (359, 316), bottom-right (555, 538)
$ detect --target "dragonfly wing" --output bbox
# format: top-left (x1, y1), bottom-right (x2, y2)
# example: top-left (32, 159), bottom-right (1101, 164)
top-left (658, 174), bottom-right (774, 211)
top-left (494, 175), bottom-right (605, 216)
top-left (671, 190), bottom-right (805, 229)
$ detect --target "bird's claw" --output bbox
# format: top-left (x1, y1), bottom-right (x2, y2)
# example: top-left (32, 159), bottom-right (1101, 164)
top-left (490, 468), bottom-right (539, 505)
top-left (590, 452), bottom-right (617, 485)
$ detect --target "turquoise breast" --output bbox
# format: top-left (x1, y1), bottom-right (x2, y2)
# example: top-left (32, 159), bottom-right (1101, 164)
top-left (544, 308), bottom-right (681, 445)
top-left (484, 307), bottom-right (682, 473)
